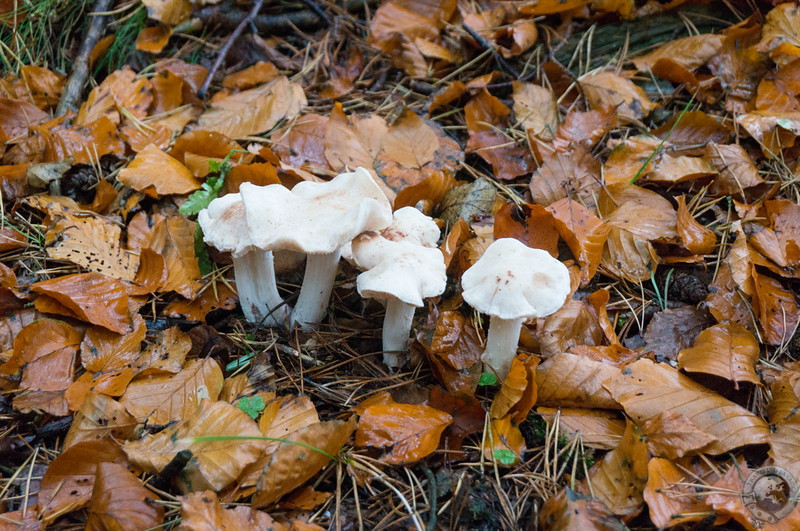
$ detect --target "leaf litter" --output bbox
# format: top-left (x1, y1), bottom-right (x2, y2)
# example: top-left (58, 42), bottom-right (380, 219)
top-left (2, 0), bottom-right (800, 529)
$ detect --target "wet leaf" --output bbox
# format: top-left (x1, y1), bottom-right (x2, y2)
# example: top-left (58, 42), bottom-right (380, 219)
top-left (547, 198), bottom-right (609, 285)
top-left (76, 67), bottom-right (152, 126)
top-left (118, 143), bottom-right (200, 197)
top-left (752, 270), bottom-right (800, 346)
top-left (142, 0), bottom-right (191, 25)
top-left (678, 323), bottom-right (760, 388)
top-left (535, 352), bottom-right (621, 410)
top-left (123, 400), bottom-right (265, 492)
top-left (163, 282), bottom-right (238, 321)
top-left (644, 457), bottom-right (710, 528)
top-left (676, 195), bottom-right (716, 254)
top-left (538, 299), bottom-right (605, 357)
top-left (63, 392), bottom-right (138, 450)
top-left (601, 225), bottom-right (660, 282)
top-left (704, 142), bottom-right (763, 197)
top-left (254, 418), bottom-right (355, 507)
top-left (120, 357), bottom-right (224, 424)
top-left (177, 490), bottom-right (284, 530)
top-left (639, 411), bottom-right (715, 459)
top-left (642, 305), bottom-right (712, 362)
top-left (196, 77), bottom-right (306, 138)
top-left (539, 487), bottom-right (626, 530)
top-left (489, 355), bottom-right (538, 422)
top-left (537, 407), bottom-right (625, 450)
top-left (606, 358), bottom-right (770, 454)
top-left (552, 106), bottom-right (617, 152)
top-left (136, 24), bottom-right (172, 54)
top-left (512, 81), bottom-right (557, 140)
top-left (632, 34), bottom-right (725, 73)
top-left (529, 147), bottom-right (602, 208)
top-left (222, 61), bottom-right (280, 90)
top-left (132, 326), bottom-right (191, 375)
top-left (356, 403), bottom-right (452, 464)
top-left (86, 462), bottom-right (163, 530)
top-left (484, 415), bottom-right (526, 466)
top-left (579, 71), bottom-right (656, 121)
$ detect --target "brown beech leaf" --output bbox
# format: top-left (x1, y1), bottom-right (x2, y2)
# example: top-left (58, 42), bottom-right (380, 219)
top-left (603, 135), bottom-right (661, 185)
top-left (767, 371), bottom-right (800, 425)
top-left (552, 106), bottom-right (617, 152)
top-left (421, 310), bottom-right (483, 395)
top-left (605, 358), bottom-right (770, 454)
top-left (537, 407), bottom-right (625, 450)
top-left (222, 61), bottom-right (280, 90)
top-left (270, 113), bottom-right (330, 174)
top-left (579, 71), bottom-right (656, 121)
top-left (135, 24), bottom-right (172, 54)
top-left (639, 411), bottom-right (715, 459)
top-left (132, 326), bottom-right (191, 375)
top-left (427, 81), bottom-right (467, 116)
top-left (163, 282), bottom-right (238, 321)
top-left (599, 184), bottom-right (677, 242)
top-left (38, 439), bottom-right (128, 519)
top-left (46, 212), bottom-right (140, 281)
top-left (484, 415), bottom-right (526, 466)
top-left (632, 34), bottom-right (725, 72)
top-left (254, 418), bottom-right (355, 507)
top-left (644, 458), bottom-right (710, 528)
top-left (529, 146), bottom-right (601, 209)
top-left (118, 143), bottom-right (199, 197)
top-left (547, 198), bottom-right (609, 285)
top-left (123, 400), bottom-right (265, 492)
top-left (601, 225), bottom-right (660, 282)
top-left (425, 387), bottom-right (485, 451)
top-left (641, 306), bottom-right (712, 362)
top-left (356, 403), bottom-right (452, 464)
top-left (646, 153), bottom-right (716, 183)
top-left (196, 76), bottom-right (306, 138)
top-left (142, 0), bottom-right (191, 25)
top-left (583, 420), bottom-right (648, 516)
top-left (678, 323), bottom-right (760, 388)
top-left (704, 142), bottom-right (763, 197)
top-left (394, 170), bottom-right (457, 211)
top-left (120, 357), bottom-right (224, 424)
top-left (493, 202), bottom-right (559, 256)
top-left (144, 215), bottom-right (202, 298)
top-left (63, 392), bottom-right (138, 450)
top-left (0, 508), bottom-right (43, 530)
top-left (1, 318), bottom-right (79, 391)
top-left (770, 415), bottom-right (800, 481)
top-left (535, 352), bottom-right (621, 410)
top-left (31, 273), bottom-right (134, 333)
top-left (33, 114), bottom-right (126, 164)
top-left (86, 462), bottom-right (163, 531)
top-left (538, 299), bottom-right (604, 357)
top-left (489, 355), bottom-right (538, 422)
top-left (177, 490), bottom-right (284, 530)
top-left (753, 270), bottom-right (800, 346)
top-left (75, 67), bottom-right (153, 126)
top-left (676, 195), bottom-right (716, 254)
top-left (0, 98), bottom-right (50, 139)
top-left (539, 488), bottom-right (626, 530)
top-left (512, 81), bottom-right (558, 140)
top-left (80, 315), bottom-right (147, 374)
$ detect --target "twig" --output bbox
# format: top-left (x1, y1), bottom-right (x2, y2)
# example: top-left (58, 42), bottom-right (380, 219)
top-left (462, 24), bottom-right (521, 79)
top-left (55, 0), bottom-right (114, 117)
top-left (199, 0), bottom-right (267, 98)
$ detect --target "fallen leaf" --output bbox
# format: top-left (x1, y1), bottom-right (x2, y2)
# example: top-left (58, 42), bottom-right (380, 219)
top-left (640, 411), bottom-right (715, 459)
top-left (136, 24), bottom-right (172, 54)
top-left (196, 77), bottom-right (306, 138)
top-left (538, 487), bottom-right (626, 530)
top-left (547, 198), bottom-right (609, 285)
top-left (356, 403), bottom-right (452, 464)
top-left (86, 462), bottom-right (164, 530)
top-left (119, 143), bottom-right (200, 197)
top-left (484, 415), bottom-right (526, 466)
top-left (605, 358), bottom-right (770, 454)
top-left (705, 142), bottom-right (763, 198)
top-left (63, 392), bottom-right (138, 450)
top-left (142, 0), bottom-right (191, 25)
top-left (642, 305), bottom-right (713, 362)
top-left (579, 71), bottom-right (656, 121)
top-left (123, 400), bottom-right (265, 492)
top-left (676, 195), bottom-right (717, 254)
top-left (537, 407), bottom-right (625, 450)
top-left (177, 490), bottom-right (284, 530)
top-left (163, 282), bottom-right (238, 321)
top-left (222, 61), bottom-right (280, 90)
top-left (132, 326), bottom-right (192, 375)
top-left (752, 269), bottom-right (800, 346)
top-left (552, 106), bottom-right (617, 152)
top-left (76, 67), bottom-right (153, 126)
top-left (535, 352), bottom-right (621, 410)
top-left (512, 81), bottom-right (558, 140)
top-left (644, 457), bottom-right (710, 528)
top-left (489, 355), bottom-right (538, 422)
top-left (421, 309), bottom-right (483, 395)
top-left (538, 299), bottom-right (604, 357)
top-left (678, 323), bottom-right (760, 388)
top-left (120, 357), bottom-right (224, 424)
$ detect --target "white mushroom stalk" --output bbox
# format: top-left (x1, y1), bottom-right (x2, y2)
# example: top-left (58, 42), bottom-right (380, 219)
top-left (198, 194), bottom-right (290, 327)
top-left (461, 238), bottom-right (571, 380)
top-left (242, 168), bottom-right (392, 330)
top-left (352, 208), bottom-right (446, 368)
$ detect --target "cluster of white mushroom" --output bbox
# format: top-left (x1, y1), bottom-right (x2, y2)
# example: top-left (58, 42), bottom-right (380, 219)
top-left (198, 167), bottom-right (572, 378)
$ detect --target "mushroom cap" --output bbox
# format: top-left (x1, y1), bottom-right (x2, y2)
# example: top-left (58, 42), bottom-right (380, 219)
top-left (461, 238), bottom-right (570, 320)
top-left (352, 232), bottom-right (446, 307)
top-left (198, 193), bottom-right (254, 258)
top-left (240, 167), bottom-right (392, 254)
top-left (381, 207), bottom-right (441, 247)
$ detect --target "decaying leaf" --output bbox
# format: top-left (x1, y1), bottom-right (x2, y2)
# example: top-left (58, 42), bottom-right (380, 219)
top-left (356, 403), bottom-right (452, 464)
top-left (643, 458), bottom-right (710, 528)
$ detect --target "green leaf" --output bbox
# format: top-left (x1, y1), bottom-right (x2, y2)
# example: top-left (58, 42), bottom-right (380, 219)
top-left (236, 395), bottom-right (266, 419)
top-left (493, 449), bottom-right (516, 465)
top-left (478, 372), bottom-right (497, 386)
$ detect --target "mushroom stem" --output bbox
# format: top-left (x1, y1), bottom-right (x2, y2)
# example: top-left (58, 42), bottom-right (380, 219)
top-left (291, 249), bottom-right (342, 329)
top-left (232, 251), bottom-right (290, 327)
top-left (381, 298), bottom-right (416, 369)
top-left (481, 317), bottom-right (525, 380)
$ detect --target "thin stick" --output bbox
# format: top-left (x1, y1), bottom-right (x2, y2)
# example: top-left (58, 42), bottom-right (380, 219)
top-left (55, 0), bottom-right (114, 117)
top-left (198, 0), bottom-right (267, 98)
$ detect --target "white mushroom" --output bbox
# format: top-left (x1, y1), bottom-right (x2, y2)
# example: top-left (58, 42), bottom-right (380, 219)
top-left (351, 208), bottom-right (446, 368)
top-left (461, 238), bottom-right (571, 380)
top-left (241, 168), bottom-right (392, 330)
top-left (198, 193), bottom-right (290, 327)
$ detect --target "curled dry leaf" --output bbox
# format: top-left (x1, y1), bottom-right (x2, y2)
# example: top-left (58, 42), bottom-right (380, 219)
top-left (484, 415), bottom-right (526, 466)
top-left (38, 439), bottom-right (128, 519)
top-left (196, 76), bottom-right (306, 138)
top-left (118, 143), bottom-right (199, 197)
top-left (32, 272), bottom-right (134, 333)
top-left (579, 71), bottom-right (656, 121)
top-left (538, 299), bottom-right (604, 357)
top-left (254, 418), bottom-right (355, 507)
top-left (582, 420), bottom-right (648, 516)
top-left (420, 310), bottom-right (483, 395)
top-left (601, 226), bottom-right (659, 282)
top-left (120, 357), bottom-right (224, 424)
top-left (86, 462), bottom-right (164, 531)
top-left (678, 322), bottom-right (760, 388)
top-left (676, 195), bottom-right (716, 254)
top-left (512, 81), bottom-right (557, 140)
top-left (75, 67), bottom-right (153, 126)
top-left (632, 34), bottom-right (725, 72)
top-left (537, 407), bottom-right (625, 450)
top-left (535, 352), bottom-right (621, 410)
top-left (644, 458), bottom-right (710, 529)
top-left (123, 400), bottom-right (265, 492)
top-left (356, 403), bottom-right (452, 464)
top-left (546, 198), bottom-right (609, 285)
top-left (552, 106), bottom-right (617, 152)
top-left (605, 358), bottom-right (770, 454)
top-left (489, 355), bottom-right (538, 423)
top-left (753, 269), bottom-right (800, 346)
top-left (63, 392), bottom-right (138, 450)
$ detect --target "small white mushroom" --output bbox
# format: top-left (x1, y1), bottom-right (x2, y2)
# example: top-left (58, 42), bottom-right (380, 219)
top-left (461, 238), bottom-right (571, 380)
top-left (351, 208), bottom-right (446, 368)
top-left (198, 193), bottom-right (290, 327)
top-left (241, 167), bottom-right (392, 330)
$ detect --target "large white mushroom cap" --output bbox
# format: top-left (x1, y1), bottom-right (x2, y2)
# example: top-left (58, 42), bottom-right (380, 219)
top-left (240, 167), bottom-right (392, 254)
top-left (352, 233), bottom-right (446, 307)
top-left (197, 193), bottom-right (253, 258)
top-left (381, 206), bottom-right (441, 247)
top-left (461, 238), bottom-right (571, 320)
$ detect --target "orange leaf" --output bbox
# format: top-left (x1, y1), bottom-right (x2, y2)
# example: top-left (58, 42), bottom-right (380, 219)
top-left (163, 282), bottom-right (238, 321)
top-left (512, 81), bottom-right (557, 140)
top-left (484, 415), bottom-right (526, 466)
top-left (547, 198), bottom-right (609, 285)
top-left (552, 106), bottom-right (617, 152)
top-left (179, 490), bottom-right (285, 529)
top-left (639, 411), bottom-right (715, 459)
top-left (119, 143), bottom-right (199, 197)
top-left (535, 352), bottom-right (621, 410)
top-left (420, 309), bottom-right (483, 395)
top-left (87, 462), bottom-right (164, 530)
top-left (356, 403), bottom-right (452, 464)
top-left (538, 488), bottom-right (624, 529)
top-left (537, 407), bottom-right (625, 450)
top-left (81, 314), bottom-right (147, 373)
top-left (76, 67), bottom-right (153, 126)
top-left (606, 358), bottom-right (770, 454)
top-left (31, 273), bottom-right (134, 333)
top-left (394, 170), bottom-right (456, 211)
top-left (529, 147), bottom-right (601, 208)
top-left (644, 457), bottom-right (710, 528)
top-left (676, 195), bottom-right (716, 255)
top-left (678, 323), bottom-right (760, 388)
top-left (579, 71), bottom-right (656, 121)
top-left (632, 34), bottom-right (724, 72)
top-left (601, 225), bottom-right (660, 282)
top-left (490, 355), bottom-right (538, 423)
top-left (135, 24), bottom-right (172, 54)
top-left (142, 0), bottom-right (192, 25)
top-left (753, 270), bottom-right (800, 345)
top-left (222, 61), bottom-right (280, 90)
top-left (538, 299), bottom-right (604, 357)
top-left (63, 392), bottom-right (138, 450)
top-left (150, 70), bottom-right (184, 114)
